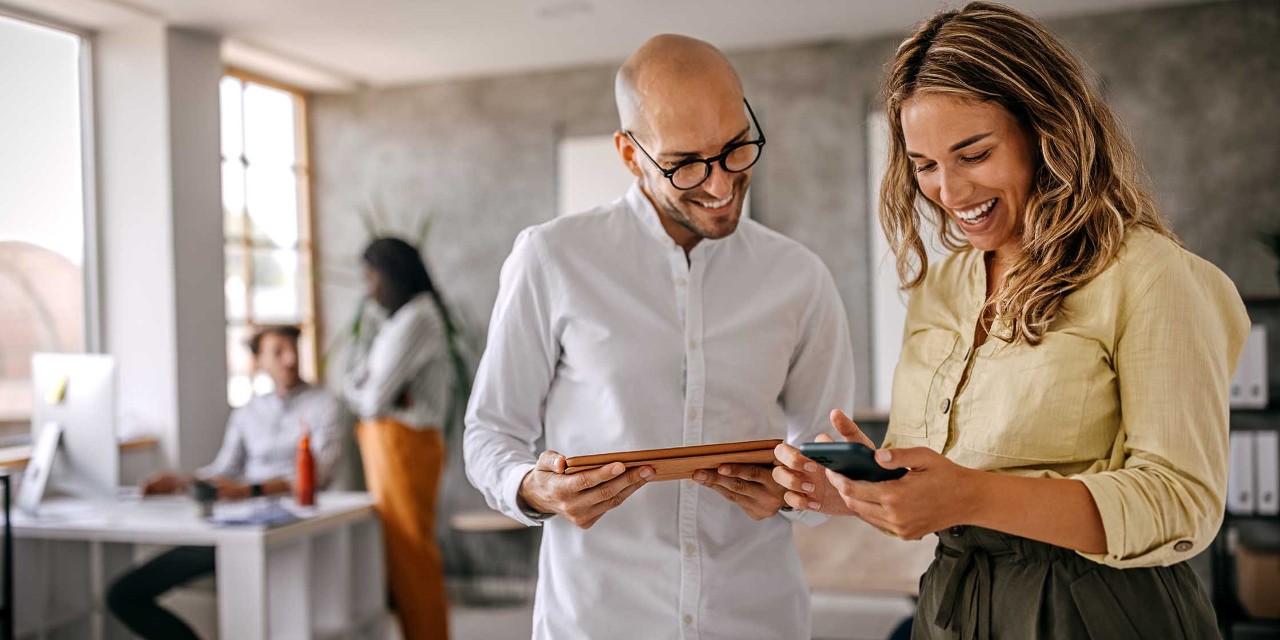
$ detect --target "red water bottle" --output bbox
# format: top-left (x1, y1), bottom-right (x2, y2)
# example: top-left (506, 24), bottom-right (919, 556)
top-left (295, 431), bottom-right (316, 507)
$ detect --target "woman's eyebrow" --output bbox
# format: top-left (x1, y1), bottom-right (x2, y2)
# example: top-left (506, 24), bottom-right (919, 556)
top-left (907, 131), bottom-right (995, 159)
top-left (948, 131), bottom-right (994, 152)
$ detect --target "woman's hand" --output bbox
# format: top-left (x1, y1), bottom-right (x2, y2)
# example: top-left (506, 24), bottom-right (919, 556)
top-left (829, 446), bottom-right (980, 540)
top-left (772, 409), bottom-right (876, 516)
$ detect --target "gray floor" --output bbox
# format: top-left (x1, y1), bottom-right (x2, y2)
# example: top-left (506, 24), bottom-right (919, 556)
top-left (438, 591), bottom-right (915, 640)
top-left (449, 601), bottom-right (534, 639)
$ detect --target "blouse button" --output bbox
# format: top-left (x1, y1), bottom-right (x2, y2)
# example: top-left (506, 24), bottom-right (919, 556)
top-left (940, 398), bottom-right (952, 414)
top-left (1174, 540), bottom-right (1193, 553)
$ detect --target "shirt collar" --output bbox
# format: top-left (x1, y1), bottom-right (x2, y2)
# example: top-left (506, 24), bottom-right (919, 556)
top-left (625, 180), bottom-right (675, 247)
top-left (262, 381), bottom-right (310, 407)
top-left (624, 180), bottom-right (727, 257)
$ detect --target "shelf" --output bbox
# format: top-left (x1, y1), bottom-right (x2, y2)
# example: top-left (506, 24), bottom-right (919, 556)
top-left (1224, 513), bottom-right (1280, 522)
top-left (1242, 295), bottom-right (1280, 305)
top-left (1231, 405), bottom-right (1280, 416)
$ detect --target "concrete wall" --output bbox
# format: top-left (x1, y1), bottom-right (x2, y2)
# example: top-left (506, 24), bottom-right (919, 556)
top-left (312, 0), bottom-right (1280, 402)
top-left (309, 0), bottom-right (1280, 564)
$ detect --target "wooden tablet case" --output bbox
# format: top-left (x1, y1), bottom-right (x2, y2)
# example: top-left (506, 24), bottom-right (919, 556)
top-left (564, 439), bottom-right (783, 482)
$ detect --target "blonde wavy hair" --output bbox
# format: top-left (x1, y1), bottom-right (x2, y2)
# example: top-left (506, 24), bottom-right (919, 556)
top-left (880, 1), bottom-right (1177, 345)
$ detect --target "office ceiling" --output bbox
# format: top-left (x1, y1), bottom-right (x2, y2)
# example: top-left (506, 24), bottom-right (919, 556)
top-left (121, 0), bottom-right (1212, 89)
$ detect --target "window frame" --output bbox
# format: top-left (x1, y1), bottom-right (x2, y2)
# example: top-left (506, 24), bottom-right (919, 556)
top-left (220, 67), bottom-right (322, 405)
top-left (0, 5), bottom-right (101, 354)
top-left (0, 7), bottom-right (100, 434)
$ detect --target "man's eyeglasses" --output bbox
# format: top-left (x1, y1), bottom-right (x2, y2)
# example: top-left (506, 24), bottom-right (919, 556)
top-left (625, 99), bottom-right (766, 191)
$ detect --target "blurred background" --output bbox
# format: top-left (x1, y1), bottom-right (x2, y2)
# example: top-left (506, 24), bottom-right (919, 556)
top-left (1, 0), bottom-right (1277, 638)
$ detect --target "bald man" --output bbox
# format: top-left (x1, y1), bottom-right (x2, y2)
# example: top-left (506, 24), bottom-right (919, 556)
top-left (464, 35), bottom-right (854, 639)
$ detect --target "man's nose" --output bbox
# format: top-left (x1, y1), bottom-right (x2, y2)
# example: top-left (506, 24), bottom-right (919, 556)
top-left (700, 162), bottom-right (735, 199)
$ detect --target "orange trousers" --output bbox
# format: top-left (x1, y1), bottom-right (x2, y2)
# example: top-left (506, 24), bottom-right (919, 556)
top-left (357, 420), bottom-right (449, 640)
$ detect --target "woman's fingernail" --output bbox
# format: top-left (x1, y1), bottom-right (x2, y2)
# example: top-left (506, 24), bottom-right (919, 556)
top-left (808, 501), bottom-right (821, 510)
top-left (876, 450), bottom-right (892, 462)
top-left (805, 463), bottom-right (818, 473)
top-left (802, 482), bottom-right (815, 492)
top-left (639, 467), bottom-right (653, 479)
top-left (693, 471), bottom-right (706, 482)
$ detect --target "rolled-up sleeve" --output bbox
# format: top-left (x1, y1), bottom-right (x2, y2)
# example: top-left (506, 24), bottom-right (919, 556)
top-left (197, 408), bottom-right (248, 480)
top-left (1073, 258), bottom-right (1249, 568)
top-left (464, 228), bottom-right (561, 527)
top-left (777, 263), bottom-right (855, 526)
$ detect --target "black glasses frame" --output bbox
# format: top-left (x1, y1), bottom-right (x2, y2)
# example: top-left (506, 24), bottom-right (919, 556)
top-left (624, 98), bottom-right (766, 191)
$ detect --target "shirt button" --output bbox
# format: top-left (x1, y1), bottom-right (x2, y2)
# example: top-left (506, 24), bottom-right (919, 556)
top-left (683, 614), bottom-right (693, 626)
top-left (675, 277), bottom-right (688, 287)
top-left (685, 543), bottom-right (696, 556)
top-left (688, 409), bottom-right (698, 421)
top-left (948, 525), bottom-right (966, 537)
top-left (1174, 540), bottom-right (1193, 553)
top-left (688, 339), bottom-right (698, 349)
top-left (940, 398), bottom-right (952, 414)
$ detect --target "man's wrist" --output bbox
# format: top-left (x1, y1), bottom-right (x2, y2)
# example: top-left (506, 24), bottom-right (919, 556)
top-left (517, 470), bottom-right (553, 519)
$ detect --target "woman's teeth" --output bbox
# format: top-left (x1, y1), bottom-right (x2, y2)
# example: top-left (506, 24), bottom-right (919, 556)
top-left (695, 194), bottom-right (734, 209)
top-left (956, 198), bottom-right (996, 224)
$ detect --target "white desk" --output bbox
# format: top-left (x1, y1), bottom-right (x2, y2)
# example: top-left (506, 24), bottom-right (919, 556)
top-left (11, 491), bottom-right (386, 640)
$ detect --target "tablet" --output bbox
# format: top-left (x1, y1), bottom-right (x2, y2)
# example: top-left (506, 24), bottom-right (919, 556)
top-left (564, 439), bottom-right (783, 482)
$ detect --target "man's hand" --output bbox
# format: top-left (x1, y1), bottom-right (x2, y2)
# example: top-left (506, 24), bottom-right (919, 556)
top-left (141, 472), bottom-right (189, 496)
top-left (208, 477), bottom-right (253, 501)
top-left (518, 450), bottom-right (653, 529)
top-left (694, 463), bottom-right (787, 520)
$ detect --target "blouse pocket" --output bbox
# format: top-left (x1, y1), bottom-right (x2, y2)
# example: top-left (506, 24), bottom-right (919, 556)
top-left (960, 331), bottom-right (1109, 462)
top-left (888, 329), bottom-right (960, 440)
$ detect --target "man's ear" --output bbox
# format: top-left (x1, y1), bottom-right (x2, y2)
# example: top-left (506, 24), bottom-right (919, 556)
top-left (614, 130), bottom-right (643, 178)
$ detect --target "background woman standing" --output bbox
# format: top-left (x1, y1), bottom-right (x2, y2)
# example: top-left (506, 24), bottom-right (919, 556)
top-left (346, 237), bottom-right (456, 640)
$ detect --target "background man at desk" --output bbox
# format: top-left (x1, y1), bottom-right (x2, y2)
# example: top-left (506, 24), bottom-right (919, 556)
top-left (107, 325), bottom-right (345, 640)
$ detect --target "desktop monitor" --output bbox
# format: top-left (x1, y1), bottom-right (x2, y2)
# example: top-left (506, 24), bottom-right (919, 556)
top-left (29, 353), bottom-right (118, 500)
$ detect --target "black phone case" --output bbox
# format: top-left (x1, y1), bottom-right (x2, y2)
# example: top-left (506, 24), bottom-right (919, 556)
top-left (798, 442), bottom-right (907, 482)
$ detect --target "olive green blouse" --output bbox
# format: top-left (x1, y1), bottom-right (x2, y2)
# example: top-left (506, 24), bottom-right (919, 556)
top-left (883, 227), bottom-right (1250, 568)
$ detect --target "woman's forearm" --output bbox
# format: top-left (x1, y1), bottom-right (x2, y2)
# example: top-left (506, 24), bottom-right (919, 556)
top-left (967, 470), bottom-right (1108, 554)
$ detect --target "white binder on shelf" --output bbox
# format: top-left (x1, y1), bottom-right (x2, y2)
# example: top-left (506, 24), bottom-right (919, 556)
top-left (1228, 431), bottom-right (1257, 515)
top-left (1256, 431), bottom-right (1279, 516)
top-left (1230, 325), bottom-right (1268, 409)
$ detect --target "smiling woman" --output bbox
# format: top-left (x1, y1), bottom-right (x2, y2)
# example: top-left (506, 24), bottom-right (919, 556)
top-left (772, 2), bottom-right (1250, 639)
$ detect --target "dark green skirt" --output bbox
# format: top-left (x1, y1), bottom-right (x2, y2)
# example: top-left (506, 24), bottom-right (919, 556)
top-left (912, 526), bottom-right (1219, 640)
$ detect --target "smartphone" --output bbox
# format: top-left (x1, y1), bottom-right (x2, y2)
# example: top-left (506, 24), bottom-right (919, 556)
top-left (798, 442), bottom-right (906, 482)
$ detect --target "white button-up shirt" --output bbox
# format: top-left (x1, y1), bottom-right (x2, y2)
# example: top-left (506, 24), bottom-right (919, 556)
top-left (344, 293), bottom-right (454, 430)
top-left (198, 382), bottom-right (345, 487)
top-left (464, 183), bottom-right (855, 639)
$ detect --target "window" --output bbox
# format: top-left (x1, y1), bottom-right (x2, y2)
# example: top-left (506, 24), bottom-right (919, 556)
top-left (0, 13), bottom-right (92, 435)
top-left (220, 71), bottom-right (318, 407)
